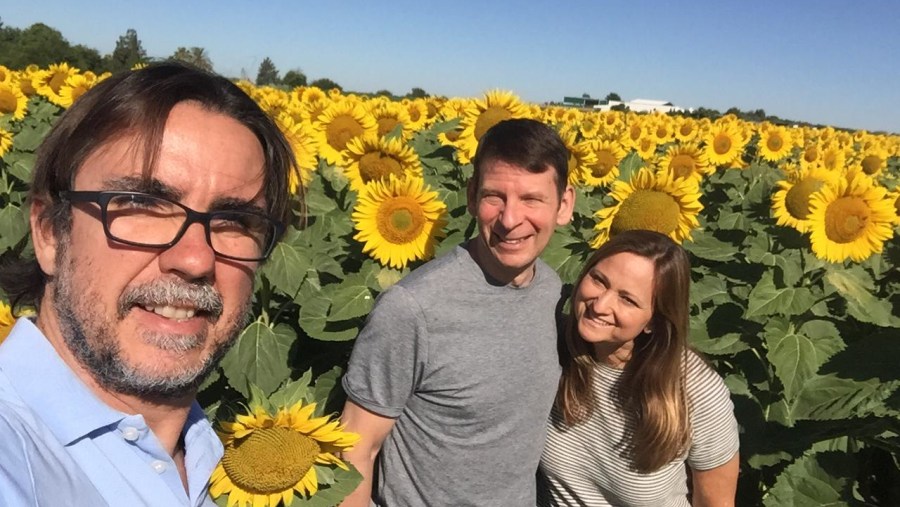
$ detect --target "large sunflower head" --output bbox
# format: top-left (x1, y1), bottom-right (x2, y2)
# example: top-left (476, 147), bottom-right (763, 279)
top-left (582, 139), bottom-right (628, 188)
top-left (210, 402), bottom-right (360, 507)
top-left (592, 167), bottom-right (703, 247)
top-left (807, 174), bottom-right (896, 263)
top-left (658, 142), bottom-right (712, 182)
top-left (703, 121), bottom-right (746, 167)
top-left (771, 164), bottom-right (841, 233)
top-left (758, 124), bottom-right (795, 163)
top-left (352, 174), bottom-right (448, 269)
top-left (455, 90), bottom-right (531, 162)
top-left (312, 99), bottom-right (378, 166)
top-left (345, 134), bottom-right (423, 192)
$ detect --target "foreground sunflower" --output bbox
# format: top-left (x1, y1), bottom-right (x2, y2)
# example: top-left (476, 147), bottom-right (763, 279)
top-left (771, 164), bottom-right (841, 233)
top-left (592, 167), bottom-right (703, 247)
top-left (0, 81), bottom-right (28, 120)
top-left (209, 402), bottom-right (360, 507)
top-left (352, 174), bottom-right (448, 269)
top-left (807, 174), bottom-right (896, 263)
top-left (758, 124), bottom-right (795, 163)
top-left (0, 128), bottom-right (13, 159)
top-left (582, 139), bottom-right (627, 188)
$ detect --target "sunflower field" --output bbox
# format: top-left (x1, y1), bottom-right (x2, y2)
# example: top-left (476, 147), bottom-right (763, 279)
top-left (2, 63), bottom-right (900, 506)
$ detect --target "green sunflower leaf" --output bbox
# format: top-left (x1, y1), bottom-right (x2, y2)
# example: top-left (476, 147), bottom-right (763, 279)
top-left (0, 204), bottom-right (27, 252)
top-left (288, 464), bottom-right (363, 507)
top-left (823, 265), bottom-right (893, 327)
top-left (789, 374), bottom-right (881, 421)
top-left (683, 231), bottom-right (736, 261)
top-left (298, 295), bottom-right (360, 342)
top-left (764, 318), bottom-right (844, 402)
top-left (745, 271), bottom-right (815, 318)
top-left (764, 453), bottom-right (851, 507)
top-left (260, 229), bottom-right (311, 297)
top-left (221, 322), bottom-right (295, 398)
top-left (269, 370), bottom-right (314, 409)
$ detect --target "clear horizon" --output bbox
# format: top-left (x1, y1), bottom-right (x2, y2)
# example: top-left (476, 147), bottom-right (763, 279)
top-left (4, 0), bottom-right (899, 133)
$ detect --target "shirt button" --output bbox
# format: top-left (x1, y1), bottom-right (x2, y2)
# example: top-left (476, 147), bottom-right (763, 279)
top-left (151, 460), bottom-right (167, 473)
top-left (121, 427), bottom-right (140, 441)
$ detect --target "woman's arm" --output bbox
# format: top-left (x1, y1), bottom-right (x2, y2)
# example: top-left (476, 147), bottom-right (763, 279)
top-left (690, 452), bottom-right (739, 507)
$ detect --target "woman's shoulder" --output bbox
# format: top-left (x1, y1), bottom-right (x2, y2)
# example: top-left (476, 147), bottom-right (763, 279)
top-left (683, 349), bottom-right (731, 402)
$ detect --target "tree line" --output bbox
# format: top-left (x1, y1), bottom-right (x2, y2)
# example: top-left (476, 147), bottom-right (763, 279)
top-left (0, 19), bottom-right (429, 98)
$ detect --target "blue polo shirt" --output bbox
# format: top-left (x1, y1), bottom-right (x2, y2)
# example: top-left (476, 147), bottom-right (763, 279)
top-left (0, 318), bottom-right (223, 507)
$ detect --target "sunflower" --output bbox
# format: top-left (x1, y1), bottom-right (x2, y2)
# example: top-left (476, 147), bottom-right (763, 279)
top-left (33, 63), bottom-right (78, 106)
top-left (0, 65), bottom-right (12, 84)
top-left (57, 73), bottom-right (96, 109)
top-left (369, 101), bottom-right (413, 140)
top-left (889, 189), bottom-right (900, 226)
top-left (275, 113), bottom-right (319, 194)
top-left (455, 90), bottom-right (531, 163)
top-left (592, 167), bottom-right (703, 247)
top-left (582, 139), bottom-right (627, 188)
top-left (352, 174), bottom-right (448, 269)
top-left (0, 300), bottom-right (14, 343)
top-left (819, 142), bottom-right (847, 172)
top-left (579, 112), bottom-right (602, 139)
top-left (559, 130), bottom-right (597, 186)
top-left (648, 115), bottom-right (675, 145)
top-left (312, 99), bottom-right (377, 166)
top-left (622, 117), bottom-right (647, 151)
top-left (758, 124), bottom-right (795, 162)
top-left (0, 81), bottom-right (28, 120)
top-left (771, 164), bottom-right (841, 233)
top-left (658, 142), bottom-right (712, 182)
top-left (674, 117), bottom-right (701, 142)
top-left (806, 174), bottom-right (896, 263)
top-left (209, 402), bottom-right (360, 507)
top-left (403, 98), bottom-right (430, 130)
top-left (855, 145), bottom-right (890, 177)
top-left (345, 134), bottom-right (423, 192)
top-left (0, 128), bottom-right (13, 159)
top-left (703, 121), bottom-right (746, 167)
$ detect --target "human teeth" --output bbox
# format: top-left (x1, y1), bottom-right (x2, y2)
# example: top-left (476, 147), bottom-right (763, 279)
top-left (145, 305), bottom-right (196, 320)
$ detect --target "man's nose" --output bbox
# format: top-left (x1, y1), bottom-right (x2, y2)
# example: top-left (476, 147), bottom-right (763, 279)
top-left (157, 222), bottom-right (217, 281)
top-left (499, 199), bottom-right (523, 229)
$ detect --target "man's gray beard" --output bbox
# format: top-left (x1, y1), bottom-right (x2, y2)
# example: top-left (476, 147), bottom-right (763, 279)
top-left (52, 246), bottom-right (250, 400)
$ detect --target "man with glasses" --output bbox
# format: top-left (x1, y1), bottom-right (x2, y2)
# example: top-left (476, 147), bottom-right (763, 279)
top-left (0, 64), bottom-right (294, 506)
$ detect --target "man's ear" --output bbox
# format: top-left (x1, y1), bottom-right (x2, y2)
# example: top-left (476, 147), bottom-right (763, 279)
top-left (466, 177), bottom-right (478, 217)
top-left (555, 184), bottom-right (576, 226)
top-left (30, 198), bottom-right (60, 276)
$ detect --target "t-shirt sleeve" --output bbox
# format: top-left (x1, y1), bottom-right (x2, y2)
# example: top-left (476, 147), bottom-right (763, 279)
top-left (685, 353), bottom-right (740, 471)
top-left (341, 284), bottom-right (428, 419)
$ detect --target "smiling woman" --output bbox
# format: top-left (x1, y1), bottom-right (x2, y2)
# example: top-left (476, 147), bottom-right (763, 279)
top-left (538, 230), bottom-right (740, 507)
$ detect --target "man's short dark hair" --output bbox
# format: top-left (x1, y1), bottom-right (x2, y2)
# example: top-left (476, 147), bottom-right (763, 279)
top-left (471, 119), bottom-right (569, 198)
top-left (0, 62), bottom-right (296, 310)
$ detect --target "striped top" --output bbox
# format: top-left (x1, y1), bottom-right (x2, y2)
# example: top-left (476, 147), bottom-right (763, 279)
top-left (537, 351), bottom-right (739, 507)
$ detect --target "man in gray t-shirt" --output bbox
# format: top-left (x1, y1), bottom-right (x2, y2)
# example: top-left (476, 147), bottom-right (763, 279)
top-left (341, 119), bottom-right (576, 507)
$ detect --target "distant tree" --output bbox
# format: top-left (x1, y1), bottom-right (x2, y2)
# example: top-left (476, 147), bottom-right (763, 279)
top-left (310, 77), bottom-right (341, 92)
top-left (105, 28), bottom-right (147, 73)
top-left (605, 92), bottom-right (622, 102)
top-left (0, 22), bottom-right (104, 70)
top-left (725, 107), bottom-right (742, 116)
top-left (408, 87), bottom-right (428, 98)
top-left (282, 69), bottom-right (307, 88)
top-left (582, 93), bottom-right (591, 99)
top-left (374, 89), bottom-right (393, 97)
top-left (169, 46), bottom-right (213, 72)
top-left (256, 57), bottom-right (280, 86)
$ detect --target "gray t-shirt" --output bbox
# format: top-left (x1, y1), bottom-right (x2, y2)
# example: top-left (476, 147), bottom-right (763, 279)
top-left (343, 244), bottom-right (563, 507)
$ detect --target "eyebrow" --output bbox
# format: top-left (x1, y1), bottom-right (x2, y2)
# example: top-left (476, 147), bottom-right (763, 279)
top-left (101, 176), bottom-right (268, 215)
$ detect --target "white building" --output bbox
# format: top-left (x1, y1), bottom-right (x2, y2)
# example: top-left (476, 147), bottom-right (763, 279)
top-left (594, 98), bottom-right (690, 114)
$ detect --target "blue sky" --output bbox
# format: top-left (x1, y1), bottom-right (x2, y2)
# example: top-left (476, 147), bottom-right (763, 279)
top-left (5, 0), bottom-right (899, 133)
